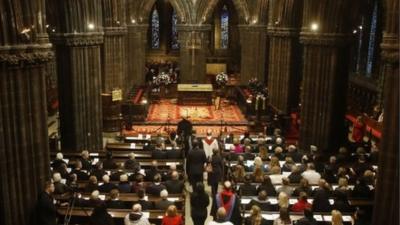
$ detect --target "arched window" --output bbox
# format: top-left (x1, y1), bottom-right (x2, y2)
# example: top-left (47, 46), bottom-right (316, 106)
top-left (151, 9), bottom-right (160, 49)
top-left (366, 1), bottom-right (378, 75)
top-left (353, 0), bottom-right (381, 77)
top-left (171, 10), bottom-right (179, 50)
top-left (220, 5), bottom-right (229, 49)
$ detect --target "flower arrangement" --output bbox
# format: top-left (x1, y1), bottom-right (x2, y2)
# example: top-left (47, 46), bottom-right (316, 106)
top-left (248, 77), bottom-right (264, 94)
top-left (216, 72), bottom-right (229, 87)
top-left (154, 72), bottom-right (171, 86)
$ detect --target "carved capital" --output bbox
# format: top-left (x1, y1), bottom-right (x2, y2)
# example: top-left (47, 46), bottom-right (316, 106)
top-left (127, 24), bottom-right (149, 33)
top-left (380, 33), bottom-right (399, 64)
top-left (104, 27), bottom-right (128, 36)
top-left (0, 44), bottom-right (54, 66)
top-left (268, 27), bottom-right (300, 38)
top-left (51, 32), bottom-right (104, 46)
top-left (238, 25), bottom-right (268, 33)
top-left (300, 32), bottom-right (352, 46)
top-left (176, 24), bottom-right (212, 32)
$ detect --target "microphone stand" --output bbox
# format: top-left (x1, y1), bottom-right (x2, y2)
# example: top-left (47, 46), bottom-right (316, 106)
top-left (63, 192), bottom-right (78, 225)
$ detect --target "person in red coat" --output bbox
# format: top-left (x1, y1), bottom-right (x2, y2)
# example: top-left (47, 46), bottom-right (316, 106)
top-left (161, 205), bottom-right (183, 225)
top-left (291, 192), bottom-right (312, 212)
top-left (352, 116), bottom-right (365, 144)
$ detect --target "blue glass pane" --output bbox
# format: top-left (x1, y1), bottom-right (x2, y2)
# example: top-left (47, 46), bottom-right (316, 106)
top-left (221, 5), bottom-right (229, 49)
top-left (151, 9), bottom-right (160, 49)
top-left (171, 10), bottom-right (179, 49)
top-left (366, 2), bottom-right (378, 75)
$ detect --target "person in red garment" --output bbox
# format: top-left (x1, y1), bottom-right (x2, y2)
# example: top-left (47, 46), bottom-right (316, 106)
top-left (352, 116), bottom-right (365, 144)
top-left (161, 205), bottom-right (183, 225)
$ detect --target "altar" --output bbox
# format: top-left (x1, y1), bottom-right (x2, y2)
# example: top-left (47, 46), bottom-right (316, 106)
top-left (177, 84), bottom-right (213, 105)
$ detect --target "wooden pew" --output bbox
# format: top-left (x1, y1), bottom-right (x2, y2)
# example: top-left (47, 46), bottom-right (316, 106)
top-left (57, 207), bottom-right (183, 225)
top-left (239, 196), bottom-right (373, 208)
top-left (242, 210), bottom-right (353, 224)
top-left (54, 193), bottom-right (185, 210)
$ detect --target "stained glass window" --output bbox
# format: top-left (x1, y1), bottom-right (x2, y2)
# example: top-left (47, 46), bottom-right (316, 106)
top-left (151, 9), bottom-right (160, 49)
top-left (171, 10), bottom-right (179, 50)
top-left (366, 2), bottom-right (378, 75)
top-left (221, 5), bottom-right (229, 49)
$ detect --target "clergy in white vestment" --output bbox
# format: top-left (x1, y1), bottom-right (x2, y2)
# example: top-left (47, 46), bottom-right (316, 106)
top-left (202, 130), bottom-right (219, 159)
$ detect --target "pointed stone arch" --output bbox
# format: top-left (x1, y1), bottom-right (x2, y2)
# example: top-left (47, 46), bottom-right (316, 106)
top-left (127, 0), bottom-right (191, 24)
top-left (196, 0), bottom-right (250, 24)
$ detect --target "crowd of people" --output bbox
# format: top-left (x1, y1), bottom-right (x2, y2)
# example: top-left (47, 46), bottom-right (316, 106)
top-left (37, 117), bottom-right (378, 225)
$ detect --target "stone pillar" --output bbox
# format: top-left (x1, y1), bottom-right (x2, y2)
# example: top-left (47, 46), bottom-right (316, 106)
top-left (102, 0), bottom-right (127, 94)
top-left (0, 1), bottom-right (52, 225)
top-left (51, 33), bottom-right (104, 151)
top-left (372, 0), bottom-right (399, 224)
top-left (102, 27), bottom-right (127, 93)
top-left (158, 0), bottom-right (173, 53)
top-left (266, 0), bottom-right (303, 114)
top-left (126, 24), bottom-right (148, 87)
top-left (267, 28), bottom-right (301, 113)
top-left (177, 25), bottom-right (211, 83)
top-left (298, 0), bottom-right (357, 152)
top-left (49, 0), bottom-right (104, 151)
top-left (299, 33), bottom-right (352, 152)
top-left (239, 25), bottom-right (268, 85)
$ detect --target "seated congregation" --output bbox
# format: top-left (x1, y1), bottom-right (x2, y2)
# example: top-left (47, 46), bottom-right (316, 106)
top-left (42, 127), bottom-right (378, 225)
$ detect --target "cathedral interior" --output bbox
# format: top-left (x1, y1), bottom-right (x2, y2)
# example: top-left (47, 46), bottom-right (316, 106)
top-left (0, 0), bottom-right (398, 225)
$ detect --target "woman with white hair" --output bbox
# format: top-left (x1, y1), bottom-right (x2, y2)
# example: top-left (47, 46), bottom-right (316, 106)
top-left (52, 172), bottom-right (68, 195)
top-left (118, 174), bottom-right (131, 193)
top-left (84, 190), bottom-right (103, 207)
top-left (51, 152), bottom-right (67, 170)
top-left (124, 204), bottom-right (150, 225)
top-left (124, 152), bottom-right (141, 172)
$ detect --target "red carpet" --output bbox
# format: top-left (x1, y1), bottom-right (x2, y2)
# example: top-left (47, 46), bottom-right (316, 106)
top-left (146, 99), bottom-right (247, 125)
top-left (123, 125), bottom-right (248, 136)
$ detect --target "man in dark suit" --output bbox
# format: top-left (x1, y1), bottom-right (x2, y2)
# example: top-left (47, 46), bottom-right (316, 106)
top-left (177, 116), bottom-right (192, 138)
top-left (98, 175), bottom-right (117, 193)
top-left (70, 161), bottom-right (89, 181)
top-left (146, 174), bottom-right (166, 196)
top-left (137, 189), bottom-right (153, 210)
top-left (106, 189), bottom-right (126, 209)
top-left (187, 139), bottom-right (207, 188)
top-left (152, 143), bottom-right (167, 159)
top-left (145, 160), bottom-right (160, 182)
top-left (240, 174), bottom-right (257, 196)
top-left (165, 171), bottom-right (184, 194)
top-left (155, 189), bottom-right (173, 210)
top-left (177, 117), bottom-right (193, 157)
top-left (36, 181), bottom-right (57, 225)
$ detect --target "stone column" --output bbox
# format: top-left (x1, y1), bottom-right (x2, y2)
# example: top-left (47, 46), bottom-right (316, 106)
top-left (102, 0), bottom-right (127, 93)
top-left (267, 28), bottom-right (301, 113)
top-left (48, 0), bottom-right (104, 151)
top-left (298, 0), bottom-right (358, 152)
top-left (239, 25), bottom-right (268, 85)
top-left (372, 0), bottom-right (399, 224)
top-left (51, 33), bottom-right (104, 151)
top-left (0, 1), bottom-right (53, 225)
top-left (299, 33), bottom-right (352, 152)
top-left (126, 24), bottom-right (148, 87)
top-left (125, 24), bottom-right (148, 88)
top-left (102, 27), bottom-right (127, 93)
top-left (177, 25), bottom-right (211, 83)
